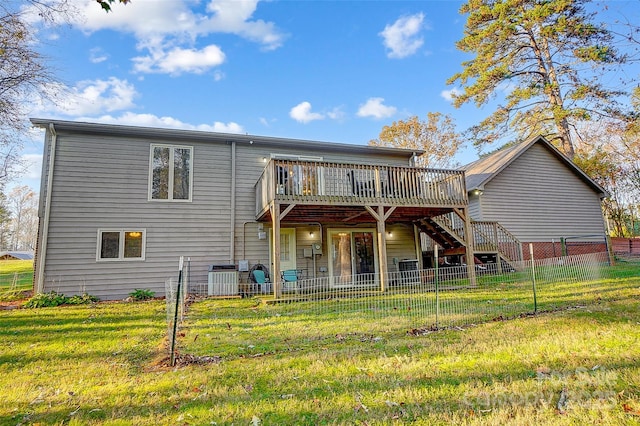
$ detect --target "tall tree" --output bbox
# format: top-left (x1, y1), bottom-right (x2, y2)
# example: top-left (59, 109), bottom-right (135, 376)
top-left (0, 4), bottom-right (54, 184)
top-left (96, 0), bottom-right (131, 12)
top-left (369, 113), bottom-right (463, 168)
top-left (448, 0), bottom-right (625, 159)
top-left (6, 186), bottom-right (37, 250)
top-left (0, 189), bottom-right (11, 251)
top-left (0, 0), bottom-right (129, 186)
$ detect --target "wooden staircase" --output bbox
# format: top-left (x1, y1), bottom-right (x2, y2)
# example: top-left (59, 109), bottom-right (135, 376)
top-left (417, 213), bottom-right (523, 270)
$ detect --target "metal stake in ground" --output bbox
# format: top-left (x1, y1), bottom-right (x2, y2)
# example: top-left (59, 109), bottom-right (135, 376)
top-left (529, 244), bottom-right (537, 313)
top-left (170, 256), bottom-right (184, 366)
top-left (434, 245), bottom-right (440, 329)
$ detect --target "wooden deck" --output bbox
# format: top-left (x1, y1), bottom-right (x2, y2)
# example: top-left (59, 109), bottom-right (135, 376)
top-left (255, 159), bottom-right (468, 222)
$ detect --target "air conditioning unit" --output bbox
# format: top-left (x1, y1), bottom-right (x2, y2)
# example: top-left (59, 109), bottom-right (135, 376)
top-left (207, 265), bottom-right (238, 296)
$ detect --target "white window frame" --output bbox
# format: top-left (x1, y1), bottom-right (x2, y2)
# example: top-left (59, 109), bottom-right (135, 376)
top-left (148, 144), bottom-right (194, 202)
top-left (96, 229), bottom-right (147, 262)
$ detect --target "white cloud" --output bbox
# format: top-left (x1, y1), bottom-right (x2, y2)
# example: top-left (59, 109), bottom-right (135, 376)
top-left (51, 0), bottom-right (286, 75)
top-left (80, 112), bottom-right (244, 134)
top-left (356, 97), bottom-right (397, 119)
top-left (380, 13), bottom-right (425, 59)
top-left (327, 106), bottom-right (346, 121)
top-left (441, 87), bottom-right (462, 102)
top-left (290, 101), bottom-right (324, 124)
top-left (213, 70), bottom-right (225, 81)
top-left (89, 47), bottom-right (108, 63)
top-left (133, 44), bottom-right (225, 75)
top-left (54, 77), bottom-right (138, 116)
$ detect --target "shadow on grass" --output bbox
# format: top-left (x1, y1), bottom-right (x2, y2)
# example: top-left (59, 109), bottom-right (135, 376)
top-left (4, 310), bottom-right (637, 425)
top-left (0, 302), bottom-right (166, 372)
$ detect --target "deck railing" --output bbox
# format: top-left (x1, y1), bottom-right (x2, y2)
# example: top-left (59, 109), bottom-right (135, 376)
top-left (473, 221), bottom-right (523, 263)
top-left (420, 215), bottom-right (523, 263)
top-left (256, 159), bottom-right (467, 216)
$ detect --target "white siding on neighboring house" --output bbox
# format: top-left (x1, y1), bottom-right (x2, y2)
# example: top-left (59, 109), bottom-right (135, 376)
top-left (478, 143), bottom-right (606, 242)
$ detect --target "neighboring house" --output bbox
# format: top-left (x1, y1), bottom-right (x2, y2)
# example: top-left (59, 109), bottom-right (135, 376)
top-left (461, 136), bottom-right (609, 260)
top-left (31, 119), bottom-right (476, 300)
top-left (0, 251), bottom-right (34, 260)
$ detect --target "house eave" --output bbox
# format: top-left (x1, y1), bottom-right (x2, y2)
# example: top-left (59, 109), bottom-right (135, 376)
top-left (30, 118), bottom-right (422, 159)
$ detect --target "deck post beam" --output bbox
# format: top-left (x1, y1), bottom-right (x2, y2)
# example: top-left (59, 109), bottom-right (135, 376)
top-left (365, 205), bottom-right (396, 292)
top-left (270, 202), bottom-right (282, 299)
top-left (461, 207), bottom-right (477, 286)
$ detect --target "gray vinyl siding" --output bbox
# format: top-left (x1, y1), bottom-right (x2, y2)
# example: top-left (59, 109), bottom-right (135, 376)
top-left (478, 143), bottom-right (605, 242)
top-left (385, 225), bottom-right (420, 273)
top-left (39, 127), bottom-right (416, 300)
top-left (42, 132), bottom-right (234, 299)
top-left (468, 193), bottom-right (482, 221)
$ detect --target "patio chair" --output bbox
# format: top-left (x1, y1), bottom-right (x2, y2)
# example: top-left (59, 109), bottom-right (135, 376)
top-left (281, 269), bottom-right (300, 292)
top-left (347, 170), bottom-right (375, 197)
top-left (276, 166), bottom-right (289, 194)
top-left (247, 264), bottom-right (271, 295)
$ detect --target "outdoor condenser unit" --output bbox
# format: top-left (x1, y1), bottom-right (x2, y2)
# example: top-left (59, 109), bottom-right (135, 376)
top-left (207, 264), bottom-right (238, 296)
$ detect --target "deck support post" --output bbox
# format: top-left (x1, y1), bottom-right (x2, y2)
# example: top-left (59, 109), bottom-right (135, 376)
top-left (365, 205), bottom-right (396, 292)
top-left (462, 207), bottom-right (477, 286)
top-left (270, 202), bottom-right (282, 299)
top-left (493, 222), bottom-right (503, 274)
top-left (270, 203), bottom-right (296, 299)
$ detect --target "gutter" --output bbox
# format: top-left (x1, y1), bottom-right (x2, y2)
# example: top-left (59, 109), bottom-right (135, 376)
top-left (35, 123), bottom-right (57, 293)
top-left (230, 141), bottom-right (236, 264)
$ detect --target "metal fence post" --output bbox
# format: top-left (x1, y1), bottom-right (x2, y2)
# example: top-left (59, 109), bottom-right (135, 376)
top-left (529, 243), bottom-right (537, 313)
top-left (434, 245), bottom-right (440, 329)
top-left (170, 256), bottom-right (184, 367)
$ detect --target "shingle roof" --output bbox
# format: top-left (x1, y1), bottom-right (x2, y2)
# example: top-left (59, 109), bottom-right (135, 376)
top-left (0, 251), bottom-right (34, 260)
top-left (460, 136), bottom-right (607, 197)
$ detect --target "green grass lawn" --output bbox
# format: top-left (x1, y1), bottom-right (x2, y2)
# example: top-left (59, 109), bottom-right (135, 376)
top-left (0, 260), bottom-right (34, 300)
top-left (1, 272), bottom-right (639, 425)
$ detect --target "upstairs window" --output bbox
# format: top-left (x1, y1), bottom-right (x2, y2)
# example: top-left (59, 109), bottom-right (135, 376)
top-left (97, 230), bottom-right (146, 261)
top-left (149, 144), bottom-right (193, 201)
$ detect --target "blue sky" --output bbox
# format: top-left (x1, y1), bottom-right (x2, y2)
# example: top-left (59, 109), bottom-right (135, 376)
top-left (14, 0), bottom-right (639, 191)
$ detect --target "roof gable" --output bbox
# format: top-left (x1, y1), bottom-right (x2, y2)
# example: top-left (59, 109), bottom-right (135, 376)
top-left (461, 136), bottom-right (607, 197)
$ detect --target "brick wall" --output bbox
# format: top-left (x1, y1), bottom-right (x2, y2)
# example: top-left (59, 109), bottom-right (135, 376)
top-left (611, 237), bottom-right (640, 255)
top-left (521, 241), bottom-right (607, 260)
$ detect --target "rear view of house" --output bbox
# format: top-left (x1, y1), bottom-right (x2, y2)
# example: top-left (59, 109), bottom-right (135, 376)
top-left (31, 119), bottom-right (477, 300)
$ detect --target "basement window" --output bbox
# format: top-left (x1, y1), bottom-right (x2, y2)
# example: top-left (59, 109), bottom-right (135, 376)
top-left (97, 230), bottom-right (146, 261)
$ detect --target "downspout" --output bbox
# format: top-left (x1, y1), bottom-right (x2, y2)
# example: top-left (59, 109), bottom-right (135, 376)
top-left (230, 141), bottom-right (236, 264)
top-left (410, 152), bottom-right (418, 167)
top-left (35, 123), bottom-right (57, 293)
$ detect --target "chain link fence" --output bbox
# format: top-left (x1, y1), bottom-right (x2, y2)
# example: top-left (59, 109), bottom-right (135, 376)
top-left (161, 247), bottom-right (640, 368)
top-left (176, 250), bottom-right (640, 361)
top-left (0, 271), bottom-right (33, 299)
top-left (255, 251), bottom-right (618, 330)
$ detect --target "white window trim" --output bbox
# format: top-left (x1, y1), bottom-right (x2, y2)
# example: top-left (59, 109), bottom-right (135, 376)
top-left (148, 144), bottom-right (194, 202)
top-left (96, 229), bottom-right (147, 262)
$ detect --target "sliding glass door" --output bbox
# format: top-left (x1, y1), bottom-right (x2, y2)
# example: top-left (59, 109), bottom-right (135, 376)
top-left (329, 229), bottom-right (378, 287)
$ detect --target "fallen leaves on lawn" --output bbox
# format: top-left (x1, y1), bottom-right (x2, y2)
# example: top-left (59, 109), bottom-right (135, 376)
top-left (623, 403), bottom-right (640, 416)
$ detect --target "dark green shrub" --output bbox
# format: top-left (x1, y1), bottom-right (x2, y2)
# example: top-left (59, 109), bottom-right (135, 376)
top-left (23, 291), bottom-right (68, 308)
top-left (22, 291), bottom-right (100, 308)
top-left (67, 293), bottom-right (100, 305)
top-left (129, 288), bottom-right (155, 301)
